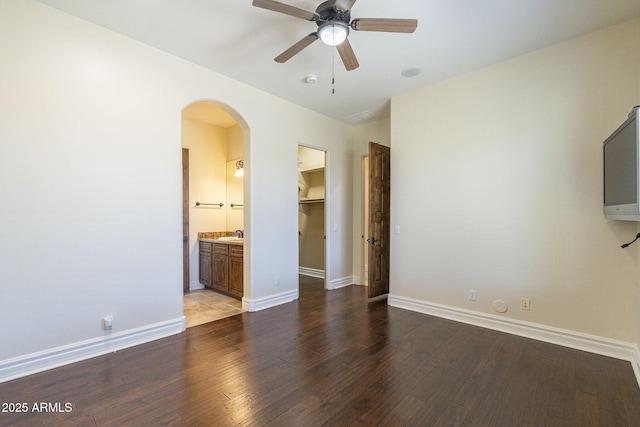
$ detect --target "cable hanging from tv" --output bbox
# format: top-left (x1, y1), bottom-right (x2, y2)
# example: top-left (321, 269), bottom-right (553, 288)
top-left (621, 233), bottom-right (640, 248)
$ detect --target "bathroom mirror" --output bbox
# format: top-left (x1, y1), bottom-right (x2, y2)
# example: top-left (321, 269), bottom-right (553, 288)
top-left (226, 158), bottom-right (244, 232)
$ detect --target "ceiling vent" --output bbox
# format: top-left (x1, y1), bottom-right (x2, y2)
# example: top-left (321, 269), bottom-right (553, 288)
top-left (343, 110), bottom-right (376, 124)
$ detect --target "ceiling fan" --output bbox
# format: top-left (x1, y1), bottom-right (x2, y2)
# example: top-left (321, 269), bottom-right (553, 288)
top-left (252, 0), bottom-right (418, 71)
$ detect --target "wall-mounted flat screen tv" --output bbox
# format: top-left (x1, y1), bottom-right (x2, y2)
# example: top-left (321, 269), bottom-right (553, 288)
top-left (604, 106), bottom-right (640, 221)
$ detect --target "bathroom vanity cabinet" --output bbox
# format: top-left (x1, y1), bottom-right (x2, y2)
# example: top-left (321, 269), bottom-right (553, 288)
top-left (198, 241), bottom-right (212, 288)
top-left (199, 240), bottom-right (243, 298)
top-left (228, 244), bottom-right (244, 298)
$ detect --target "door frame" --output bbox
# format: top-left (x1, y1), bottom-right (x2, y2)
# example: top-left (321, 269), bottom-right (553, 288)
top-left (182, 148), bottom-right (190, 293)
top-left (297, 143), bottom-right (330, 290)
top-left (367, 142), bottom-right (391, 298)
top-left (361, 154), bottom-right (369, 287)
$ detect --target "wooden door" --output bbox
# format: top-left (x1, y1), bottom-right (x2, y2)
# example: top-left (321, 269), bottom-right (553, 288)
top-left (182, 148), bottom-right (190, 293)
top-left (367, 142), bottom-right (391, 298)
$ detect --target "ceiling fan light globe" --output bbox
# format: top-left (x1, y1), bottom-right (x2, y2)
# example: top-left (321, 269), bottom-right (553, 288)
top-left (318, 22), bottom-right (348, 46)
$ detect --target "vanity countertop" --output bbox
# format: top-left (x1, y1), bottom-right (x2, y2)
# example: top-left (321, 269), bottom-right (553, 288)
top-left (199, 238), bottom-right (243, 246)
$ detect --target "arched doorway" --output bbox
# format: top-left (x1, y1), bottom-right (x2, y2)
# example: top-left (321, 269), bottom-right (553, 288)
top-left (181, 100), bottom-right (250, 327)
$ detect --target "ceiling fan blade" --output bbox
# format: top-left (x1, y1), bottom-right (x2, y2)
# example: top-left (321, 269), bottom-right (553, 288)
top-left (351, 18), bottom-right (418, 33)
top-left (253, 0), bottom-right (319, 21)
top-left (274, 33), bottom-right (319, 63)
top-left (334, 0), bottom-right (357, 12)
top-left (336, 38), bottom-right (359, 71)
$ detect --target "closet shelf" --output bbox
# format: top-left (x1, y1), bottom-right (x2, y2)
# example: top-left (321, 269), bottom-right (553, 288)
top-left (298, 198), bottom-right (324, 204)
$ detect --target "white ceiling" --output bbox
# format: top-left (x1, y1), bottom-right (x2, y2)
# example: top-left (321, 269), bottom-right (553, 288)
top-left (36, 0), bottom-right (640, 124)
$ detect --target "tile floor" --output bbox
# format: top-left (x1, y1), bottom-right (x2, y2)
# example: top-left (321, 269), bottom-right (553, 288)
top-left (183, 288), bottom-right (245, 328)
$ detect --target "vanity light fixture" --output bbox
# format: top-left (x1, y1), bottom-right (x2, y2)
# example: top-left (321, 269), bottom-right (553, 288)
top-left (235, 159), bottom-right (244, 177)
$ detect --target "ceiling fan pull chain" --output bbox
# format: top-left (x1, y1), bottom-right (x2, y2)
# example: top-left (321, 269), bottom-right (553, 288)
top-left (332, 48), bottom-right (336, 95)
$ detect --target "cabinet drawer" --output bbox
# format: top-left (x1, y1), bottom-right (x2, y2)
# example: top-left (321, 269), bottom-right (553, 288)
top-left (229, 245), bottom-right (243, 258)
top-left (213, 243), bottom-right (229, 254)
top-left (199, 241), bottom-right (212, 253)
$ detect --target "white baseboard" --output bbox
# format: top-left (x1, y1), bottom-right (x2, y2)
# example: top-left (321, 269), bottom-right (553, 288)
top-left (352, 276), bottom-right (362, 286)
top-left (299, 267), bottom-right (325, 278)
top-left (388, 294), bottom-right (640, 388)
top-left (329, 276), bottom-right (354, 290)
top-left (0, 317), bottom-right (186, 384)
top-left (190, 281), bottom-right (204, 291)
top-left (632, 347), bottom-right (640, 388)
top-left (243, 289), bottom-right (298, 312)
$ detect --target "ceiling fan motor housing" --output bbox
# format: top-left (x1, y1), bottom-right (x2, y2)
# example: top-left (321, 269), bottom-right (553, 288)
top-left (315, 1), bottom-right (351, 25)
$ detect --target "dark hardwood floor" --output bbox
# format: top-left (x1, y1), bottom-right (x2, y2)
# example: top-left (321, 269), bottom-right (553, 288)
top-left (1, 276), bottom-right (639, 426)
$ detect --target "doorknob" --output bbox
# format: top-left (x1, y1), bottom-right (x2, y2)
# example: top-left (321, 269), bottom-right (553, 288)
top-left (183, 236), bottom-right (188, 243)
top-left (366, 237), bottom-right (377, 245)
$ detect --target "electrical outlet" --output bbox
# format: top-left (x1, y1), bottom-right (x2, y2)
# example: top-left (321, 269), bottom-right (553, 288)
top-left (469, 290), bottom-right (477, 301)
top-left (521, 298), bottom-right (530, 310)
top-left (102, 316), bottom-right (113, 330)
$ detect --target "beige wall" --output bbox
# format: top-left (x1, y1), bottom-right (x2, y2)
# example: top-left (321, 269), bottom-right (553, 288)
top-left (391, 18), bottom-right (640, 343)
top-left (0, 0), bottom-right (353, 374)
top-left (182, 118), bottom-right (227, 288)
top-left (226, 123), bottom-right (245, 235)
top-left (227, 124), bottom-right (244, 161)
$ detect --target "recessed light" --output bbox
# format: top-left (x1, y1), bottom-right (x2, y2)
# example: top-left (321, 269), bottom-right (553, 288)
top-left (401, 67), bottom-right (422, 78)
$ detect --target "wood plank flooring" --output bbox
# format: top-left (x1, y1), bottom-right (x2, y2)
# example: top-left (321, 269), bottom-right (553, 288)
top-left (1, 276), bottom-right (639, 426)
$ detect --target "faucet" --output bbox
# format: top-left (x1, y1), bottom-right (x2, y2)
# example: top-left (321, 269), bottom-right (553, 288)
top-left (235, 229), bottom-right (244, 238)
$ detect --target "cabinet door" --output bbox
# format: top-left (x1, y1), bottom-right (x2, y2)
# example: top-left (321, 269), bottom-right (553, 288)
top-left (211, 253), bottom-right (228, 292)
top-left (199, 251), bottom-right (212, 288)
top-left (228, 255), bottom-right (243, 297)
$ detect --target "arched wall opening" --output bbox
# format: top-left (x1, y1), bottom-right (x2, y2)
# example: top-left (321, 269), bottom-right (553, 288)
top-left (181, 100), bottom-right (251, 325)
